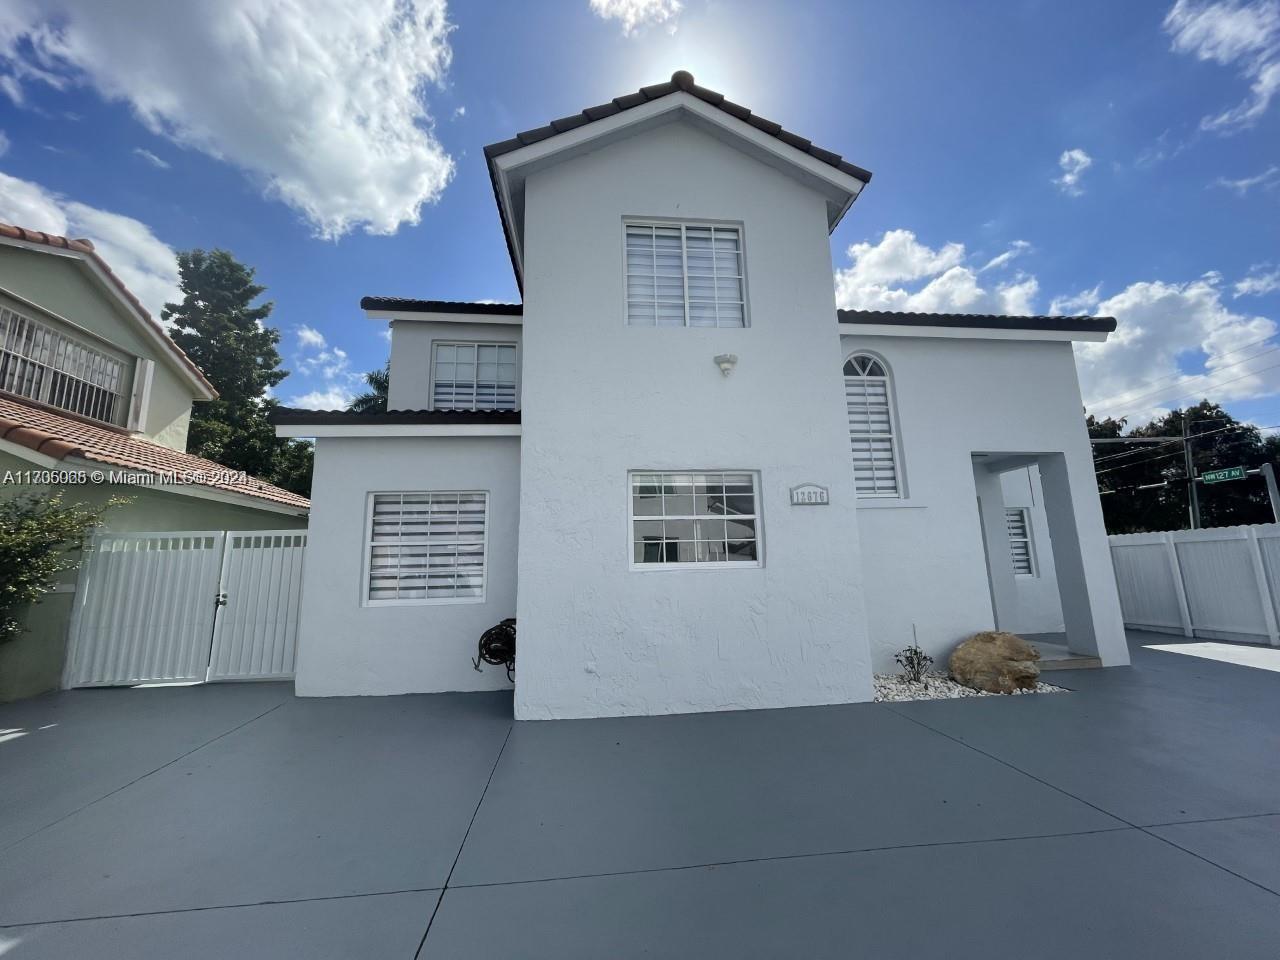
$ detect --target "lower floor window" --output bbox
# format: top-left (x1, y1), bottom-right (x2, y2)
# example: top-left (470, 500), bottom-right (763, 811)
top-left (630, 471), bottom-right (760, 567)
top-left (367, 491), bottom-right (487, 602)
top-left (1006, 507), bottom-right (1035, 576)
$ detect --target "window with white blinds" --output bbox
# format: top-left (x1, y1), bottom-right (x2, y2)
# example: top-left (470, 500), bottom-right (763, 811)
top-left (366, 492), bottom-right (488, 603)
top-left (624, 222), bottom-right (746, 327)
top-left (432, 342), bottom-right (517, 410)
top-left (1006, 507), bottom-right (1035, 576)
top-left (844, 354), bottom-right (900, 497)
top-left (0, 306), bottom-right (127, 424)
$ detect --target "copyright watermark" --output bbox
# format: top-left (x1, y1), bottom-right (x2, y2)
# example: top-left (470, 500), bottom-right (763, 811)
top-left (2, 469), bottom-right (247, 486)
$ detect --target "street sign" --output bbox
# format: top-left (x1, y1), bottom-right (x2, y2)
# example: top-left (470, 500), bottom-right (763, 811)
top-left (1201, 466), bottom-right (1247, 484)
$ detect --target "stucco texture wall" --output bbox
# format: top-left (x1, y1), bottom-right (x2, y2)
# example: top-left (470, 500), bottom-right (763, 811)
top-left (843, 334), bottom-right (1122, 669)
top-left (514, 119), bottom-right (873, 720)
top-left (0, 450), bottom-right (306, 701)
top-left (293, 436), bottom-right (518, 697)
top-left (0, 247), bottom-right (195, 449)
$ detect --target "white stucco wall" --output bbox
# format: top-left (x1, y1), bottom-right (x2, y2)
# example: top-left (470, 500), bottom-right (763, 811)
top-left (293, 435), bottom-right (519, 696)
top-left (388, 319), bottom-right (524, 411)
top-left (845, 333), bottom-right (1125, 670)
top-left (1000, 466), bottom-right (1066, 634)
top-left (514, 119), bottom-right (873, 720)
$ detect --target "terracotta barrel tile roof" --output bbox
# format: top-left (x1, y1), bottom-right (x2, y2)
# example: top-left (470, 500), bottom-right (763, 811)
top-left (0, 394), bottom-right (309, 510)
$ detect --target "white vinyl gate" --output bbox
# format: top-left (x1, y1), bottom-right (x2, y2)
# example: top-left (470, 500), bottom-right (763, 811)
top-left (63, 529), bottom-right (307, 688)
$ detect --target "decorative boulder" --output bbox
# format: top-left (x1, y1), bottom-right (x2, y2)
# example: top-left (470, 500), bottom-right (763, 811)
top-left (949, 631), bottom-right (1041, 694)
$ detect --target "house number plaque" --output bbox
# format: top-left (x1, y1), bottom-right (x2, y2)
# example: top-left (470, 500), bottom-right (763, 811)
top-left (790, 483), bottom-right (830, 506)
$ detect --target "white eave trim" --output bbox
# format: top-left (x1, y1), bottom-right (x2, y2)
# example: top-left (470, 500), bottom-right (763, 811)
top-left (274, 423), bottom-right (522, 439)
top-left (0, 235), bottom-right (218, 401)
top-left (364, 309), bottom-right (523, 326)
top-left (840, 323), bottom-right (1110, 343)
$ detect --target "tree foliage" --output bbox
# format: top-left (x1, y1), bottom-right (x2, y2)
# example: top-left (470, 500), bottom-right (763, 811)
top-left (347, 364), bottom-right (389, 414)
top-left (1090, 400), bottom-right (1280, 533)
top-left (0, 494), bottom-right (117, 644)
top-left (162, 249), bottom-right (313, 495)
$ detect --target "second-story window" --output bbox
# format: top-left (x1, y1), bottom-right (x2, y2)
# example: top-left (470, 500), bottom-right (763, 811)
top-left (0, 306), bottom-right (127, 424)
top-left (432, 342), bottom-right (517, 410)
top-left (625, 222), bottom-right (746, 328)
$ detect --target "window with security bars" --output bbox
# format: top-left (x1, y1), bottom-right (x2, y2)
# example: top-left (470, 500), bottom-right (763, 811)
top-left (1006, 507), bottom-right (1035, 576)
top-left (631, 472), bottom-right (760, 566)
top-left (0, 306), bottom-right (127, 424)
top-left (844, 354), bottom-right (900, 497)
top-left (432, 342), bottom-right (517, 410)
top-left (366, 492), bottom-right (487, 603)
top-left (624, 222), bottom-right (746, 327)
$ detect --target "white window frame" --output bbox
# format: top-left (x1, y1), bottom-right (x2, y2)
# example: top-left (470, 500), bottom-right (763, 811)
top-left (361, 490), bottom-right (490, 607)
top-left (0, 305), bottom-right (129, 424)
top-left (1006, 507), bottom-right (1037, 577)
top-left (628, 470), bottom-right (764, 571)
top-left (844, 351), bottom-right (905, 499)
top-left (429, 341), bottom-right (519, 411)
top-left (622, 219), bottom-right (750, 328)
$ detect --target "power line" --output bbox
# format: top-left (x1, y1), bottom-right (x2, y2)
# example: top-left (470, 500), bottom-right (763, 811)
top-left (1094, 423), bottom-right (1280, 478)
top-left (1104, 348), bottom-right (1280, 422)
top-left (1091, 421), bottom-right (1261, 466)
top-left (1089, 333), bottom-right (1277, 411)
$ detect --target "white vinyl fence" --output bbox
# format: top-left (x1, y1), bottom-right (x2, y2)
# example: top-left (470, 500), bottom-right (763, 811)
top-left (63, 529), bottom-right (307, 687)
top-left (1109, 524), bottom-right (1280, 646)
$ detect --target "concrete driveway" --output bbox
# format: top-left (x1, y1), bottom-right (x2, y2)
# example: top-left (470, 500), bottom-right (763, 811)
top-left (1, 630), bottom-right (1278, 958)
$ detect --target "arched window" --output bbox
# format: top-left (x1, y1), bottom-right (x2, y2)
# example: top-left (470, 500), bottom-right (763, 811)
top-left (843, 354), bottom-right (900, 497)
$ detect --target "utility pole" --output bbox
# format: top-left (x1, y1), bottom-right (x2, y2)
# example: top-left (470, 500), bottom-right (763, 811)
top-left (1183, 415), bottom-right (1201, 529)
top-left (1262, 463), bottom-right (1280, 523)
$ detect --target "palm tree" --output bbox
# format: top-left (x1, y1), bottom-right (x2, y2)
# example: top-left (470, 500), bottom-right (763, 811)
top-left (347, 364), bottom-right (389, 413)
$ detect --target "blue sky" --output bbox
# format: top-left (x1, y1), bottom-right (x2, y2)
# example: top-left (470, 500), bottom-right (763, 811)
top-left (0, 0), bottom-right (1277, 427)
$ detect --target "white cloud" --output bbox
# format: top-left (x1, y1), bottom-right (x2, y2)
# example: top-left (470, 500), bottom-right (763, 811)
top-left (0, 130), bottom-right (8, 156)
top-left (1213, 164), bottom-right (1280, 194)
top-left (1049, 284), bottom-right (1104, 315)
top-left (288, 325), bottom-right (361, 409)
top-left (1075, 274), bottom-right (1279, 422)
top-left (834, 231), bottom-right (1037, 316)
top-left (0, 170), bottom-right (180, 315)
top-left (132, 147), bottom-right (169, 169)
top-left (0, 0), bottom-right (456, 239)
top-left (1164, 0), bottom-right (1280, 132)
top-left (979, 240), bottom-right (1031, 272)
top-left (1053, 148), bottom-right (1093, 196)
top-left (589, 0), bottom-right (682, 35)
top-left (1236, 264), bottom-right (1280, 296)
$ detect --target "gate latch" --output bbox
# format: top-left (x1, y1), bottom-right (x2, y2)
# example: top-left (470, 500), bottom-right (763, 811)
top-left (215, 592), bottom-right (228, 607)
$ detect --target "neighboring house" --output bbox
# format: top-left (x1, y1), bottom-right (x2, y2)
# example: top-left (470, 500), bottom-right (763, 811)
top-left (0, 224), bottom-right (308, 701)
top-left (273, 71), bottom-right (1127, 720)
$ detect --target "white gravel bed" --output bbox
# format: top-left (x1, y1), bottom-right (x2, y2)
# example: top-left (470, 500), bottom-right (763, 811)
top-left (874, 672), bottom-right (1067, 702)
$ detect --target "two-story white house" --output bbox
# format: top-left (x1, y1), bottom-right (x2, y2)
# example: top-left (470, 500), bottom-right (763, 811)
top-left (274, 71), bottom-right (1127, 720)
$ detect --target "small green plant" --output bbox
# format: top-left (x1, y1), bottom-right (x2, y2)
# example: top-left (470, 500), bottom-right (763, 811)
top-left (0, 493), bottom-right (118, 645)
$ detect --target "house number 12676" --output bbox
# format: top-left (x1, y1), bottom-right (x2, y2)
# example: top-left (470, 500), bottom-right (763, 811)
top-left (790, 484), bottom-right (830, 505)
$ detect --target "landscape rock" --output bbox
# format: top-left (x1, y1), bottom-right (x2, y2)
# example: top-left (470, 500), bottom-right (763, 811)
top-left (949, 631), bottom-right (1041, 694)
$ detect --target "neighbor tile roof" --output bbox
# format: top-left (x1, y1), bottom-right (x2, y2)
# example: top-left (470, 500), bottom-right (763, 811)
top-left (0, 393), bottom-right (309, 509)
top-left (838, 309), bottom-right (1118, 334)
top-left (360, 297), bottom-right (523, 316)
top-left (0, 223), bottom-right (218, 397)
top-left (269, 407), bottom-right (521, 426)
top-left (484, 70), bottom-right (873, 183)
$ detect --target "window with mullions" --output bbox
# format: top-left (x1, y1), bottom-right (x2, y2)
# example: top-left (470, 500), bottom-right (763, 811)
top-left (366, 491), bottom-right (487, 603)
top-left (624, 222), bottom-right (746, 327)
top-left (844, 353), bottom-right (900, 497)
top-left (0, 306), bottom-right (127, 424)
top-left (630, 472), bottom-right (760, 567)
top-left (432, 342), bottom-right (517, 410)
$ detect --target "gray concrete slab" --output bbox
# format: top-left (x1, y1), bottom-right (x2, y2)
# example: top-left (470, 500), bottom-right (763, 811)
top-left (0, 683), bottom-right (293, 850)
top-left (451, 699), bottom-right (1120, 886)
top-left (886, 635), bottom-right (1280, 825)
top-left (425, 830), bottom-right (1280, 959)
top-left (1148, 815), bottom-right (1280, 895)
top-left (0, 692), bottom-right (511, 925)
top-left (0, 890), bottom-right (438, 960)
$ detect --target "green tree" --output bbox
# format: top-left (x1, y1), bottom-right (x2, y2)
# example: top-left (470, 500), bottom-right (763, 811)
top-left (1090, 400), bottom-right (1277, 533)
top-left (0, 494), bottom-right (118, 644)
top-left (162, 250), bottom-right (312, 496)
top-left (348, 364), bottom-right (389, 414)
